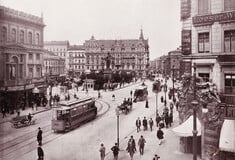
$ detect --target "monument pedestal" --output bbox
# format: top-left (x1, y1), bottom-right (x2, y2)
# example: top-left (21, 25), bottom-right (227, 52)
top-left (103, 68), bottom-right (112, 80)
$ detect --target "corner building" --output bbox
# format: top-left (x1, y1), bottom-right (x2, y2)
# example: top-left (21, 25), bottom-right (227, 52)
top-left (84, 29), bottom-right (149, 77)
top-left (0, 5), bottom-right (45, 112)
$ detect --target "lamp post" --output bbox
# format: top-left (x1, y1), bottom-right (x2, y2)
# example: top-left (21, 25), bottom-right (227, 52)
top-left (172, 65), bottom-right (175, 103)
top-left (192, 63), bottom-right (198, 160)
top-left (115, 108), bottom-right (120, 146)
top-left (164, 78), bottom-right (167, 108)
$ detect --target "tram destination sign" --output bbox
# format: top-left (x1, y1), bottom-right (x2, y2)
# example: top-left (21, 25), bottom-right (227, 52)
top-left (193, 11), bottom-right (235, 26)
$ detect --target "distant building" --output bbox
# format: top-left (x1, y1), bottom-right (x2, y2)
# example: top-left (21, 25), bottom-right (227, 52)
top-left (44, 41), bottom-right (69, 73)
top-left (43, 50), bottom-right (66, 84)
top-left (168, 48), bottom-right (182, 79)
top-left (0, 5), bottom-right (45, 111)
top-left (67, 45), bottom-right (85, 77)
top-left (83, 29), bottom-right (150, 77)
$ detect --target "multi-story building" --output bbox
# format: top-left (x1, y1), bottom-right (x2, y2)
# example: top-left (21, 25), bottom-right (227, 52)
top-left (83, 29), bottom-right (149, 77)
top-left (180, 0), bottom-right (235, 159)
top-left (168, 48), bottom-right (182, 79)
top-left (0, 5), bottom-right (45, 111)
top-left (43, 50), bottom-right (65, 84)
top-left (44, 41), bottom-right (69, 73)
top-left (67, 45), bottom-right (85, 77)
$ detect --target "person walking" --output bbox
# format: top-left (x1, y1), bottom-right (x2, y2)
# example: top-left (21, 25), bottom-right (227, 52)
top-left (37, 144), bottom-right (44, 160)
top-left (2, 107), bottom-right (6, 118)
top-left (142, 117), bottom-right (148, 131)
top-left (157, 127), bottom-right (164, 145)
top-left (126, 136), bottom-right (136, 160)
top-left (135, 117), bottom-right (141, 132)
top-left (112, 94), bottom-right (115, 101)
top-left (149, 118), bottom-right (154, 131)
top-left (111, 143), bottom-right (119, 160)
top-left (99, 143), bottom-right (106, 160)
top-left (138, 135), bottom-right (146, 155)
top-left (155, 113), bottom-right (161, 127)
top-left (145, 100), bottom-right (149, 108)
top-left (37, 127), bottom-right (43, 145)
top-left (28, 113), bottom-right (32, 124)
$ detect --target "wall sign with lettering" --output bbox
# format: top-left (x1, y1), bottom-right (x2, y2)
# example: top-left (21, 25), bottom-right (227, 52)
top-left (181, 30), bottom-right (191, 55)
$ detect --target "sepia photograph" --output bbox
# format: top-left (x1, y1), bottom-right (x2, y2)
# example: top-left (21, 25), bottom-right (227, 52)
top-left (0, 0), bottom-right (235, 160)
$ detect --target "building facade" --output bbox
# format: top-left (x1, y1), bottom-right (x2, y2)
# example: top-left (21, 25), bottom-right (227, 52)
top-left (83, 30), bottom-right (149, 77)
top-left (0, 5), bottom-right (45, 111)
top-left (67, 45), bottom-right (85, 78)
top-left (44, 41), bottom-right (69, 73)
top-left (43, 50), bottom-right (65, 84)
top-left (180, 0), bottom-right (235, 159)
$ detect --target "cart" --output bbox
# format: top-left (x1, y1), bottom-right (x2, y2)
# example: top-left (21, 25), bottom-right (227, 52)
top-left (11, 115), bottom-right (36, 128)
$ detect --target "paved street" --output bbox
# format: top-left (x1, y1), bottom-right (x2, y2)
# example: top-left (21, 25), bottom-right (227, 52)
top-left (1, 79), bottom-right (200, 160)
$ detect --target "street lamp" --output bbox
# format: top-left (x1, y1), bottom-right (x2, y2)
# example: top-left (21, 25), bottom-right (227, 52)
top-left (172, 65), bottom-right (175, 103)
top-left (115, 108), bottom-right (120, 146)
top-left (164, 78), bottom-right (167, 108)
top-left (192, 63), bottom-right (198, 160)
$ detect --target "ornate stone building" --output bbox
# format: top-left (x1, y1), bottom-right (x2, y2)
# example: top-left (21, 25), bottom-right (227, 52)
top-left (83, 29), bottom-right (149, 77)
top-left (0, 5), bottom-right (45, 111)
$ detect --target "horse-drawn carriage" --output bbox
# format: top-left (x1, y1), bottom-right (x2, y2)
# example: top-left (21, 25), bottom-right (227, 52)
top-left (11, 115), bottom-right (36, 128)
top-left (133, 85), bottom-right (148, 102)
top-left (117, 99), bottom-right (132, 114)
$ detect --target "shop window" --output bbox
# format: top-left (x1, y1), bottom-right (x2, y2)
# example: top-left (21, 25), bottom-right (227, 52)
top-left (11, 28), bottom-right (17, 42)
top-left (198, 73), bottom-right (210, 82)
top-left (198, 32), bottom-right (210, 53)
top-left (224, 30), bottom-right (235, 52)
top-left (198, 0), bottom-right (209, 15)
top-left (29, 67), bottom-right (33, 78)
top-left (28, 32), bottom-right (32, 44)
top-left (224, 0), bottom-right (235, 11)
top-left (1, 27), bottom-right (7, 42)
top-left (20, 30), bottom-right (24, 43)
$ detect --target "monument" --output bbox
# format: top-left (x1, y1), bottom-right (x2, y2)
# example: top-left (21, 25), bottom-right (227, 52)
top-left (103, 52), bottom-right (113, 81)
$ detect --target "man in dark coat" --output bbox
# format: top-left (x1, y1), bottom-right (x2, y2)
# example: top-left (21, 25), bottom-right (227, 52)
top-left (136, 117), bottom-right (141, 132)
top-left (157, 127), bottom-right (164, 145)
top-left (37, 144), bottom-right (44, 160)
top-left (149, 118), bottom-right (154, 131)
top-left (155, 113), bottom-right (161, 127)
top-left (111, 143), bottom-right (119, 160)
top-left (142, 117), bottom-right (148, 131)
top-left (126, 136), bottom-right (136, 160)
top-left (37, 127), bottom-right (43, 145)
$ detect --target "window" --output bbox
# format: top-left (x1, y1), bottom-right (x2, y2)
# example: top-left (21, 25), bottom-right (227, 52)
top-left (224, 30), bottom-right (235, 52)
top-left (198, 73), bottom-right (210, 82)
top-left (225, 74), bottom-right (235, 87)
top-left (20, 30), bottom-right (24, 43)
top-left (121, 48), bottom-right (125, 51)
top-left (28, 32), bottom-right (32, 44)
top-left (1, 27), bottom-right (7, 42)
top-left (35, 33), bottom-right (40, 45)
top-left (131, 48), bottom-right (135, 51)
top-left (224, 0), bottom-right (235, 11)
top-left (29, 53), bottom-right (33, 60)
top-left (11, 28), bottom-right (17, 42)
top-left (36, 67), bottom-right (41, 77)
top-left (198, 0), bottom-right (209, 15)
top-left (198, 32), bottom-right (209, 53)
top-left (36, 54), bottom-right (40, 60)
top-left (29, 67), bottom-right (33, 78)
top-left (111, 48), bottom-right (115, 51)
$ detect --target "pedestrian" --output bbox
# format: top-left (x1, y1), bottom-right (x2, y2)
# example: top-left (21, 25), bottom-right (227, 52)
top-left (112, 94), bottom-right (115, 101)
top-left (28, 113), bottom-right (32, 124)
top-left (152, 154), bottom-right (160, 160)
top-left (17, 109), bottom-right (20, 117)
top-left (155, 113), bottom-right (161, 127)
top-left (157, 127), bottom-right (164, 145)
top-left (37, 143), bottom-right (44, 160)
top-left (149, 118), bottom-right (154, 131)
top-left (138, 135), bottom-right (146, 155)
top-left (135, 117), bottom-right (141, 133)
top-left (169, 112), bottom-right (173, 127)
top-left (37, 127), bottom-right (43, 145)
top-left (164, 113), bottom-right (169, 128)
top-left (99, 143), bottom-right (105, 160)
top-left (145, 100), bottom-right (149, 108)
top-left (160, 96), bottom-right (164, 103)
top-left (126, 136), bottom-right (136, 160)
top-left (143, 117), bottom-right (148, 131)
top-left (111, 143), bottom-right (119, 160)
top-left (2, 107), bottom-right (6, 118)
top-left (130, 90), bottom-right (133, 97)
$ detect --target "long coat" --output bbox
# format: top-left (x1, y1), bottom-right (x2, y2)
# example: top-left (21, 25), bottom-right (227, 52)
top-left (126, 139), bottom-right (136, 157)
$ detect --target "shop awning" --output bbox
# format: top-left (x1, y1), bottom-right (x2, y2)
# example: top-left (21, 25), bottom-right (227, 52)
top-left (219, 119), bottom-right (235, 153)
top-left (172, 115), bottom-right (201, 137)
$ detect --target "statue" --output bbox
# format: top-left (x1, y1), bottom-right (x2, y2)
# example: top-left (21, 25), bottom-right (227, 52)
top-left (105, 52), bottom-right (112, 69)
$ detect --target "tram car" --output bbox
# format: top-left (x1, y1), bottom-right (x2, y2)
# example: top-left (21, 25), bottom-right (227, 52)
top-left (51, 96), bottom-right (97, 132)
top-left (133, 85), bottom-right (148, 102)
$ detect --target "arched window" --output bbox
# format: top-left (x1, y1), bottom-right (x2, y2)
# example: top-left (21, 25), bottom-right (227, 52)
top-left (11, 28), bottom-right (17, 42)
top-left (28, 32), bottom-right (32, 44)
top-left (1, 27), bottom-right (7, 42)
top-left (9, 56), bottom-right (19, 80)
top-left (20, 30), bottom-right (24, 43)
top-left (35, 33), bottom-right (40, 45)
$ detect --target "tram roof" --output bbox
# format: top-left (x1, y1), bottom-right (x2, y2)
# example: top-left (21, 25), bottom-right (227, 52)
top-left (59, 96), bottom-right (94, 106)
top-left (135, 85), bottom-right (147, 90)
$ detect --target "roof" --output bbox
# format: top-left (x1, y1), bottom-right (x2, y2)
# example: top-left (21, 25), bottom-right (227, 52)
top-left (44, 41), bottom-right (69, 46)
top-left (59, 96), bottom-right (94, 107)
top-left (68, 45), bottom-right (85, 50)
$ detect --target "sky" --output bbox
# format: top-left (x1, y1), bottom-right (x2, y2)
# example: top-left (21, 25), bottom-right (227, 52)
top-left (2, 0), bottom-right (182, 60)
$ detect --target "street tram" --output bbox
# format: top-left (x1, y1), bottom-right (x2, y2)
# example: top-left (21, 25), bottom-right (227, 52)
top-left (133, 85), bottom-right (148, 102)
top-left (51, 97), bottom-right (97, 132)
